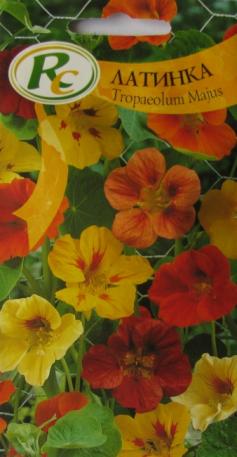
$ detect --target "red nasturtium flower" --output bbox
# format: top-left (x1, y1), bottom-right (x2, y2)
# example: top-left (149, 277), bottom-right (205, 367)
top-left (82, 309), bottom-right (192, 412)
top-left (224, 24), bottom-right (237, 40)
top-left (102, 0), bottom-right (177, 50)
top-left (149, 245), bottom-right (237, 327)
top-left (104, 148), bottom-right (200, 248)
top-left (147, 110), bottom-right (236, 159)
top-left (0, 380), bottom-right (15, 433)
top-left (0, 46), bottom-right (35, 119)
top-left (35, 392), bottom-right (88, 432)
top-left (0, 178), bottom-right (68, 263)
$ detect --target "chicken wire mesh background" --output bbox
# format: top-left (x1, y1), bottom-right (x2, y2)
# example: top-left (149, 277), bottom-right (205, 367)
top-left (0, 1), bottom-right (237, 445)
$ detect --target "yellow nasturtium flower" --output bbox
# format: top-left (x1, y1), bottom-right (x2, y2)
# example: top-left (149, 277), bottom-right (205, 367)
top-left (38, 95), bottom-right (124, 169)
top-left (48, 225), bottom-right (153, 319)
top-left (116, 402), bottom-right (190, 457)
top-left (0, 295), bottom-right (83, 386)
top-left (199, 180), bottom-right (237, 259)
top-left (0, 123), bottom-right (41, 182)
top-left (173, 353), bottom-right (237, 431)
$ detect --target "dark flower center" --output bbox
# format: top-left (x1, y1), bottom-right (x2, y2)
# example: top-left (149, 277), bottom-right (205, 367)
top-left (25, 317), bottom-right (50, 331)
top-left (193, 269), bottom-right (212, 295)
top-left (121, 348), bottom-right (156, 378)
top-left (138, 185), bottom-right (171, 212)
top-left (83, 108), bottom-right (97, 117)
top-left (213, 377), bottom-right (233, 395)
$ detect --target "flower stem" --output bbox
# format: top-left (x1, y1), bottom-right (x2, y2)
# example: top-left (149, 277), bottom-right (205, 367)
top-left (211, 321), bottom-right (218, 356)
top-left (42, 237), bottom-right (53, 300)
top-left (75, 314), bottom-right (86, 391)
top-left (13, 376), bottom-right (24, 422)
top-left (230, 155), bottom-right (237, 177)
top-left (175, 238), bottom-right (183, 256)
top-left (0, 436), bottom-right (7, 453)
top-left (22, 265), bottom-right (43, 296)
top-left (61, 358), bottom-right (74, 392)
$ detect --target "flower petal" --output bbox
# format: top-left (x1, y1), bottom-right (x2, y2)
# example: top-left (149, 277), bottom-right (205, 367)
top-left (0, 335), bottom-right (28, 372)
top-left (79, 225), bottom-right (123, 272)
top-left (112, 209), bottom-right (157, 248)
top-left (199, 189), bottom-right (232, 230)
top-left (18, 347), bottom-right (55, 386)
top-left (82, 344), bottom-right (123, 389)
top-left (162, 165), bottom-right (200, 207)
top-left (203, 109), bottom-right (227, 125)
top-left (147, 114), bottom-right (182, 140)
top-left (0, 417), bottom-right (7, 433)
top-left (209, 220), bottom-right (237, 259)
top-left (96, 283), bottom-right (136, 319)
top-left (109, 255), bottom-right (153, 285)
top-left (0, 380), bottom-right (15, 405)
top-left (113, 375), bottom-right (163, 412)
top-left (48, 235), bottom-right (85, 283)
top-left (104, 167), bottom-right (140, 210)
top-left (75, 95), bottom-right (119, 127)
top-left (16, 295), bottom-right (61, 330)
top-left (52, 314), bottom-right (83, 360)
top-left (152, 206), bottom-right (196, 238)
top-left (56, 287), bottom-right (97, 313)
top-left (92, 126), bottom-right (124, 159)
top-left (198, 123), bottom-right (236, 159)
top-left (126, 148), bottom-right (166, 188)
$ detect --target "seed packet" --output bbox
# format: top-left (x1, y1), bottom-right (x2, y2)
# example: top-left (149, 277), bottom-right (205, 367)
top-left (0, 1), bottom-right (237, 456)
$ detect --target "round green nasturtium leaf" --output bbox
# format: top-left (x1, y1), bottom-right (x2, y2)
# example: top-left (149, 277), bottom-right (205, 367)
top-left (62, 167), bottom-right (115, 237)
top-left (196, 415), bottom-right (237, 457)
top-left (43, 403), bottom-right (122, 457)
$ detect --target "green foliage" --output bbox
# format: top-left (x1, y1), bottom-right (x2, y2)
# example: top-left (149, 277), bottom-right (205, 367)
top-left (0, 258), bottom-right (23, 301)
top-left (230, 105), bottom-right (237, 121)
top-left (43, 403), bottom-right (122, 457)
top-left (0, 0), bottom-right (50, 34)
top-left (184, 334), bottom-right (227, 366)
top-left (118, 107), bottom-right (166, 149)
top-left (166, 30), bottom-right (215, 58)
top-left (0, 114), bottom-right (38, 141)
top-left (62, 167), bottom-right (115, 237)
top-left (6, 423), bottom-right (43, 457)
top-left (196, 415), bottom-right (237, 457)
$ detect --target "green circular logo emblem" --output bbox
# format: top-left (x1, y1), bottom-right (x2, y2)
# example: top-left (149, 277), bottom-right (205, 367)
top-left (9, 41), bottom-right (101, 105)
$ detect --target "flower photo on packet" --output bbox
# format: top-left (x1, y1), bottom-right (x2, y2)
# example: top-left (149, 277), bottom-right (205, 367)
top-left (0, 1), bottom-right (237, 456)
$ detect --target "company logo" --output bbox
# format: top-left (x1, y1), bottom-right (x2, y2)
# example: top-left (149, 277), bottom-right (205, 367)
top-left (9, 41), bottom-right (100, 104)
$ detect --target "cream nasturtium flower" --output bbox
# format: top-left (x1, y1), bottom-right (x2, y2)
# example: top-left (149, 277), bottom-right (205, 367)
top-left (48, 225), bottom-right (153, 319)
top-left (0, 123), bottom-right (41, 182)
top-left (173, 353), bottom-right (237, 431)
top-left (38, 94), bottom-right (124, 169)
top-left (116, 402), bottom-right (190, 457)
top-left (0, 295), bottom-right (83, 386)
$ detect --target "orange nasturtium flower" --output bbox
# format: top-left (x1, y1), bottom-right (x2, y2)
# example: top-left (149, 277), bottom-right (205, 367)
top-left (173, 354), bottom-right (237, 432)
top-left (102, 0), bottom-right (177, 50)
top-left (199, 180), bottom-right (237, 259)
top-left (0, 379), bottom-right (15, 433)
top-left (147, 110), bottom-right (236, 159)
top-left (104, 148), bottom-right (201, 248)
top-left (38, 95), bottom-right (124, 169)
top-left (48, 225), bottom-right (153, 319)
top-left (0, 123), bottom-right (41, 182)
top-left (35, 392), bottom-right (88, 432)
top-left (116, 402), bottom-right (190, 457)
top-left (0, 295), bottom-right (83, 386)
